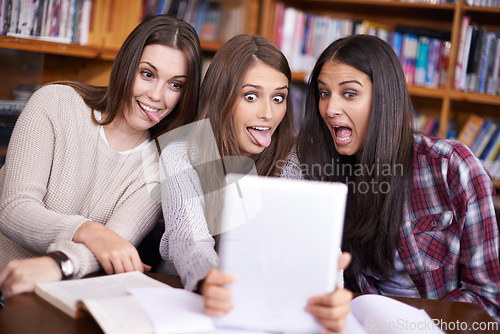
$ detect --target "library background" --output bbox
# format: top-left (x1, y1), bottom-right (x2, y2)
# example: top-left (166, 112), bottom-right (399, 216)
top-left (1, 0), bottom-right (500, 207)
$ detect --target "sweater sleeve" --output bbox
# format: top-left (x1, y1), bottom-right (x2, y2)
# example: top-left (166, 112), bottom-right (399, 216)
top-left (0, 85), bottom-right (90, 253)
top-left (48, 184), bottom-right (161, 277)
top-left (159, 141), bottom-right (218, 291)
top-left (49, 141), bottom-right (162, 278)
top-left (279, 148), bottom-right (304, 180)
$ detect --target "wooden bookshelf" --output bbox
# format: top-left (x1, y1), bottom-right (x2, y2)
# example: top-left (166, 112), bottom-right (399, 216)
top-left (0, 0), bottom-right (260, 92)
top-left (0, 0), bottom-right (261, 166)
top-left (259, 0), bottom-right (500, 140)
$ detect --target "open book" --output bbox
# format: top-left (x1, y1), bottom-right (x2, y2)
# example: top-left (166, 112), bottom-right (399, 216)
top-left (345, 294), bottom-right (444, 333)
top-left (34, 271), bottom-right (170, 334)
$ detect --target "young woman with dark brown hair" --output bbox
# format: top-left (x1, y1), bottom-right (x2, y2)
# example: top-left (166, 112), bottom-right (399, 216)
top-left (281, 34), bottom-right (500, 321)
top-left (0, 14), bottom-right (202, 298)
top-left (159, 34), bottom-right (352, 333)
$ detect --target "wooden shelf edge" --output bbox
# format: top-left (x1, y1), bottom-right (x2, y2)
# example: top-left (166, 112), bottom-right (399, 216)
top-left (291, 72), bottom-right (309, 83)
top-left (200, 40), bottom-right (225, 53)
top-left (0, 35), bottom-right (229, 61)
top-left (284, 0), bottom-right (455, 10)
top-left (0, 36), bottom-right (101, 58)
top-left (95, 39), bottom-right (226, 61)
top-left (408, 86), bottom-right (449, 99)
top-left (463, 4), bottom-right (500, 14)
top-left (460, 92), bottom-right (500, 105)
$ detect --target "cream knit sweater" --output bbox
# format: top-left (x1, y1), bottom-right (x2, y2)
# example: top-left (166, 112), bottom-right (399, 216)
top-left (0, 85), bottom-right (161, 278)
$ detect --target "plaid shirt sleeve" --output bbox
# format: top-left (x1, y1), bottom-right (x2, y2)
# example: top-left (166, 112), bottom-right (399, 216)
top-left (358, 135), bottom-right (500, 322)
top-left (402, 135), bottom-right (500, 321)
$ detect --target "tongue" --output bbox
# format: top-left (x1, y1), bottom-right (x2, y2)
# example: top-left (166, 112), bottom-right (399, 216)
top-left (336, 126), bottom-right (352, 139)
top-left (147, 110), bottom-right (160, 123)
top-left (248, 128), bottom-right (272, 147)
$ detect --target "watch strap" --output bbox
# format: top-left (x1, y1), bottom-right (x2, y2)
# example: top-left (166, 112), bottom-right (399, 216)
top-left (47, 251), bottom-right (74, 279)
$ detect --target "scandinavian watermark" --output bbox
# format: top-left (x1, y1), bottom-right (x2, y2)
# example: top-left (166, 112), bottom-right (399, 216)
top-left (275, 158), bottom-right (404, 194)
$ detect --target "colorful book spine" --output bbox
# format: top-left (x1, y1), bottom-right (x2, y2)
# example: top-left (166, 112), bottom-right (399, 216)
top-left (470, 119), bottom-right (492, 155)
top-left (414, 36), bottom-right (429, 87)
top-left (479, 124), bottom-right (500, 162)
top-left (486, 38), bottom-right (500, 95)
top-left (477, 32), bottom-right (495, 93)
top-left (454, 16), bottom-right (471, 90)
top-left (457, 114), bottom-right (485, 148)
top-left (426, 38), bottom-right (442, 88)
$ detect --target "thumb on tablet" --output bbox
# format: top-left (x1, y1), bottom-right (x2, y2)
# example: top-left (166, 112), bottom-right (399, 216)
top-left (206, 268), bottom-right (237, 285)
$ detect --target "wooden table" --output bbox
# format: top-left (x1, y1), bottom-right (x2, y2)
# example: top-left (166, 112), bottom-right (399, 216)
top-left (353, 294), bottom-right (499, 334)
top-left (0, 274), bottom-right (498, 334)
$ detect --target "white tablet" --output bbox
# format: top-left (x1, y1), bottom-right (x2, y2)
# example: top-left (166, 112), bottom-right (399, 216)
top-left (214, 173), bottom-right (348, 333)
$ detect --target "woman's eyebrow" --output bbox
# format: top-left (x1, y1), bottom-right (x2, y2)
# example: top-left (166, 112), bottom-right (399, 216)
top-left (317, 79), bottom-right (363, 87)
top-left (242, 84), bottom-right (289, 91)
top-left (140, 61), bottom-right (187, 79)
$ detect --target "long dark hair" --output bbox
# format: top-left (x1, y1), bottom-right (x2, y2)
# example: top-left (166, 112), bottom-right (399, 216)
top-left (192, 34), bottom-right (295, 235)
top-left (296, 34), bottom-right (415, 282)
top-left (55, 14), bottom-right (202, 139)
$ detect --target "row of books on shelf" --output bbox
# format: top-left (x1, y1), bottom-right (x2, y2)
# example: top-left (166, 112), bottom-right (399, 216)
top-left (457, 114), bottom-right (500, 181)
top-left (454, 17), bottom-right (500, 95)
top-left (383, 0), bottom-right (500, 7)
top-left (414, 111), bottom-right (458, 140)
top-left (142, 0), bottom-right (245, 42)
top-left (415, 112), bottom-right (500, 181)
top-left (389, 0), bottom-right (455, 3)
top-left (0, 0), bottom-right (92, 45)
top-left (466, 0), bottom-right (500, 7)
top-left (272, 3), bottom-right (451, 88)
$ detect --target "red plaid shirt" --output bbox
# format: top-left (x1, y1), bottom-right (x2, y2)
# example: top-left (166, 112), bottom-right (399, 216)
top-left (357, 134), bottom-right (500, 321)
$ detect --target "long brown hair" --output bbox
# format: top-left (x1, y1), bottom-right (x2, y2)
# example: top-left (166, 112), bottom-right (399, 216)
top-left (54, 14), bottom-right (202, 139)
top-left (191, 34), bottom-right (295, 235)
top-left (296, 35), bottom-right (415, 282)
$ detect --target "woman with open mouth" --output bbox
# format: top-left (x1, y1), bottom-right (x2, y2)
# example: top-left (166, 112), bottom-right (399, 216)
top-left (282, 34), bottom-right (500, 322)
top-left (158, 34), bottom-right (352, 333)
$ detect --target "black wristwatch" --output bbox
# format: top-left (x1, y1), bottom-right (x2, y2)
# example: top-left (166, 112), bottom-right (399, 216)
top-left (47, 251), bottom-right (75, 279)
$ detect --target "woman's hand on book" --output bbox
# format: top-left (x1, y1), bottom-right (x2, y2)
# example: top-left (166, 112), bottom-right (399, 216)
top-left (73, 221), bottom-right (150, 274)
top-left (201, 268), bottom-right (236, 317)
top-left (0, 257), bottom-right (61, 299)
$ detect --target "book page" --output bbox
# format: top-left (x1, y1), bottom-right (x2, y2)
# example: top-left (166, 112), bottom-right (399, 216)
top-left (350, 294), bottom-right (444, 334)
top-left (34, 271), bottom-right (169, 318)
top-left (344, 312), bottom-right (368, 333)
top-left (129, 287), bottom-right (215, 333)
top-left (80, 295), bottom-right (154, 334)
top-left (129, 287), bottom-right (272, 334)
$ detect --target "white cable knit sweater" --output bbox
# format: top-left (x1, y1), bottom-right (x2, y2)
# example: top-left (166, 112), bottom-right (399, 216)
top-left (159, 140), bottom-right (219, 291)
top-left (0, 84), bottom-right (161, 278)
